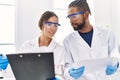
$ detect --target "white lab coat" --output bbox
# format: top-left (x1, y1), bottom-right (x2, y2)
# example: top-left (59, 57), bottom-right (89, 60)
top-left (4, 37), bottom-right (65, 80)
top-left (63, 26), bottom-right (120, 80)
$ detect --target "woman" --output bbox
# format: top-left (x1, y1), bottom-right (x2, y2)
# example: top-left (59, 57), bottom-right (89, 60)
top-left (20, 11), bottom-right (65, 80)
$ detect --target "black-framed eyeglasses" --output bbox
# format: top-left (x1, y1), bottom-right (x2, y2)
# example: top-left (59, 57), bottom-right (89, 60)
top-left (66, 11), bottom-right (84, 19)
top-left (45, 22), bottom-right (61, 27)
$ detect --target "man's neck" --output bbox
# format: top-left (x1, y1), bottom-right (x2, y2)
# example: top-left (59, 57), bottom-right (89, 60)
top-left (79, 24), bottom-right (93, 33)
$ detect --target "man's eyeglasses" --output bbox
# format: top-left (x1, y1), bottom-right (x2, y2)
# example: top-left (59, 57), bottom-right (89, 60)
top-left (66, 11), bottom-right (84, 19)
top-left (45, 22), bottom-right (61, 27)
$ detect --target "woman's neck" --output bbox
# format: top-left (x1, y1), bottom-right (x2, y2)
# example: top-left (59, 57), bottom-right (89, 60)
top-left (39, 35), bottom-right (52, 47)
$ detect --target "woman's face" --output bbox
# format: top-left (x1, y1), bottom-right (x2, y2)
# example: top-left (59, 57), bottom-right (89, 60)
top-left (43, 16), bottom-right (59, 38)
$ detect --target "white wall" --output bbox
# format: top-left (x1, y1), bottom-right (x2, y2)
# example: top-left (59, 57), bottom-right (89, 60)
top-left (111, 0), bottom-right (120, 44)
top-left (15, 0), bottom-right (53, 50)
top-left (94, 0), bottom-right (120, 44)
top-left (94, 0), bottom-right (112, 27)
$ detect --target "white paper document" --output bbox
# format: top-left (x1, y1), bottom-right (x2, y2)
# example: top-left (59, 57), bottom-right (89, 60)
top-left (70, 57), bottom-right (119, 73)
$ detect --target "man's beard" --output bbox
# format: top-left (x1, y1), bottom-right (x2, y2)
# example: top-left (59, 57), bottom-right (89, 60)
top-left (73, 20), bottom-right (85, 31)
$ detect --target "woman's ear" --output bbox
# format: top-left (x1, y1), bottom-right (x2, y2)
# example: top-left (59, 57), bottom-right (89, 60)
top-left (84, 11), bottom-right (89, 19)
top-left (42, 25), bottom-right (45, 29)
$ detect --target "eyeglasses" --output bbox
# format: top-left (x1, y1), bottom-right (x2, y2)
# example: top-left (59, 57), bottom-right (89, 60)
top-left (66, 11), bottom-right (84, 19)
top-left (45, 22), bottom-right (61, 27)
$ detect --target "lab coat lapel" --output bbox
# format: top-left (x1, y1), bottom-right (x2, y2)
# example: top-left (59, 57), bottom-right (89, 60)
top-left (74, 26), bottom-right (100, 49)
top-left (74, 31), bottom-right (90, 48)
top-left (48, 39), bottom-right (57, 50)
top-left (91, 26), bottom-right (100, 48)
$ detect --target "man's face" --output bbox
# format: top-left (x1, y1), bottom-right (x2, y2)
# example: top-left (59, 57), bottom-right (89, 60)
top-left (67, 7), bottom-right (85, 30)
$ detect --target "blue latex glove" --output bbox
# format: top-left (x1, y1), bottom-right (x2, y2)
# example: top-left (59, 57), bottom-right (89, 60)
top-left (52, 77), bottom-right (60, 80)
top-left (69, 66), bottom-right (85, 79)
top-left (106, 63), bottom-right (119, 75)
top-left (0, 55), bottom-right (9, 70)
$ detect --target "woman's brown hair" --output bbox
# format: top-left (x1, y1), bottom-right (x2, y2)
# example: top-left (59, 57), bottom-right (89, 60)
top-left (38, 11), bottom-right (58, 30)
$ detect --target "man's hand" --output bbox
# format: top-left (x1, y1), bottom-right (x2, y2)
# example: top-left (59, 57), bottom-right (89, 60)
top-left (69, 66), bottom-right (85, 79)
top-left (106, 63), bottom-right (119, 75)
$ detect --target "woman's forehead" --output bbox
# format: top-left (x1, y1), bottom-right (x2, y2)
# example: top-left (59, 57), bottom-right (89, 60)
top-left (47, 16), bottom-right (58, 22)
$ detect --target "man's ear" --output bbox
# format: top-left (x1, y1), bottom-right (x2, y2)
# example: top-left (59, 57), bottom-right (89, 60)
top-left (84, 11), bottom-right (89, 19)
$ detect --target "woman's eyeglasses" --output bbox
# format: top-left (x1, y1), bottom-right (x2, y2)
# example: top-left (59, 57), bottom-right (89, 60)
top-left (45, 22), bottom-right (61, 27)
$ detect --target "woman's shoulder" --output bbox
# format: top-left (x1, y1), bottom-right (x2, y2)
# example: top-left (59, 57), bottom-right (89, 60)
top-left (19, 38), bottom-right (38, 52)
top-left (23, 38), bottom-right (37, 47)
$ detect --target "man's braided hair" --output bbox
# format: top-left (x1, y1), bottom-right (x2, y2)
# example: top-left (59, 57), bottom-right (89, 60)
top-left (68, 0), bottom-right (91, 15)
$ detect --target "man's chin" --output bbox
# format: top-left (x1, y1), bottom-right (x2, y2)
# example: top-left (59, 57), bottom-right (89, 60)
top-left (73, 27), bottom-right (78, 31)
top-left (72, 26), bottom-right (77, 29)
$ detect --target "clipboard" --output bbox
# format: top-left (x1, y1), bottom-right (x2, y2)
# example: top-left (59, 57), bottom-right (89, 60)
top-left (7, 52), bottom-right (55, 80)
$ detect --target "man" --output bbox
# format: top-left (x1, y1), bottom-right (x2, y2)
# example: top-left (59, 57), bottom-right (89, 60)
top-left (63, 0), bottom-right (120, 80)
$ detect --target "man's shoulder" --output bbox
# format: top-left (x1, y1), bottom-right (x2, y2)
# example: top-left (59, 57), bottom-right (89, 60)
top-left (64, 31), bottom-right (77, 41)
top-left (63, 31), bottom-right (78, 45)
top-left (94, 26), bottom-right (112, 34)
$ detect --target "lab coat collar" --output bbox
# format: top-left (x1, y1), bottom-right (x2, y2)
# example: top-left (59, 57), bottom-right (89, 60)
top-left (93, 26), bottom-right (100, 36)
top-left (35, 37), bottom-right (40, 47)
top-left (73, 26), bottom-right (100, 48)
top-left (74, 31), bottom-right (90, 47)
top-left (48, 39), bottom-right (57, 50)
top-left (36, 36), bottom-right (57, 50)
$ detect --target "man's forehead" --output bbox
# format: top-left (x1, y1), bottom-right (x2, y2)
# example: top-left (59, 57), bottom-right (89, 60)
top-left (68, 7), bottom-right (82, 14)
top-left (68, 7), bottom-right (78, 13)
